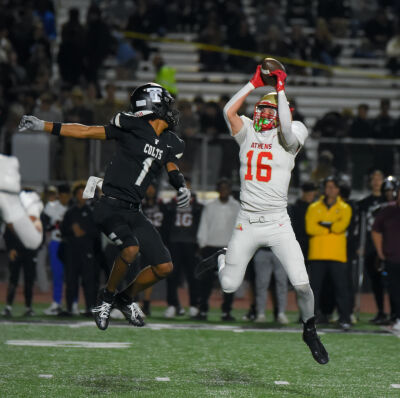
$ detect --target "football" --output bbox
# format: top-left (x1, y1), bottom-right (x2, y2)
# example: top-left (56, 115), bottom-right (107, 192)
top-left (260, 58), bottom-right (286, 87)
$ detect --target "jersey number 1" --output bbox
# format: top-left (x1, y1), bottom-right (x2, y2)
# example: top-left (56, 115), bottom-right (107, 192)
top-left (244, 151), bottom-right (272, 182)
top-left (135, 157), bottom-right (155, 186)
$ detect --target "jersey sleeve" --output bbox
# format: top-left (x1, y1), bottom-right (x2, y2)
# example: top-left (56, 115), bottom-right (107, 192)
top-left (105, 123), bottom-right (125, 140)
top-left (105, 112), bottom-right (141, 140)
top-left (291, 121), bottom-right (309, 147)
top-left (166, 132), bottom-right (185, 163)
top-left (234, 116), bottom-right (252, 146)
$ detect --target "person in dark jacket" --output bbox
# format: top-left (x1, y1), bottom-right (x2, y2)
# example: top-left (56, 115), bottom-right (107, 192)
top-left (164, 178), bottom-right (203, 318)
top-left (288, 181), bottom-right (317, 259)
top-left (60, 183), bottom-right (99, 315)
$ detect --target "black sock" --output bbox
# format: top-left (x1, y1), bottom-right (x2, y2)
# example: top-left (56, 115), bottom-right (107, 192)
top-left (102, 288), bottom-right (115, 303)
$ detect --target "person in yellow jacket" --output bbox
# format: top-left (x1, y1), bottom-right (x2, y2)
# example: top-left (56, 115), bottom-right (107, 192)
top-left (305, 176), bottom-right (352, 330)
top-left (153, 54), bottom-right (177, 97)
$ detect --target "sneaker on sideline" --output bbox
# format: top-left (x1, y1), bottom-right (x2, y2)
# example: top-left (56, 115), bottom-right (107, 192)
top-left (277, 312), bottom-right (289, 325)
top-left (189, 306), bottom-right (199, 317)
top-left (43, 302), bottom-right (61, 316)
top-left (164, 306), bottom-right (176, 318)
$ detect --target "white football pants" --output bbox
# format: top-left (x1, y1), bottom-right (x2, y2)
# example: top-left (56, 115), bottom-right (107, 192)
top-left (218, 209), bottom-right (309, 293)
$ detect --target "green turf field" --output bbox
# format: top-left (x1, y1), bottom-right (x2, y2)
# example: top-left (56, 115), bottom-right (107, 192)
top-left (0, 308), bottom-right (399, 398)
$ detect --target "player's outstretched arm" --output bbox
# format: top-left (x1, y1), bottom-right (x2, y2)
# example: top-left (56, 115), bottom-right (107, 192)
top-left (166, 162), bottom-right (191, 208)
top-left (223, 65), bottom-right (265, 136)
top-left (18, 115), bottom-right (106, 140)
top-left (268, 70), bottom-right (300, 153)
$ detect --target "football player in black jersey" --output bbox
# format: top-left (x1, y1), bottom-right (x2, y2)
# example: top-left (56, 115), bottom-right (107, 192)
top-left (18, 83), bottom-right (191, 330)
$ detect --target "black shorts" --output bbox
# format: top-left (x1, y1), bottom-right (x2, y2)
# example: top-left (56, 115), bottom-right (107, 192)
top-left (93, 197), bottom-right (171, 266)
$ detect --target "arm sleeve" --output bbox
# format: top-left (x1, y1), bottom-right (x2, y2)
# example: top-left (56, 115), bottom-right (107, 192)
top-left (305, 206), bottom-right (330, 236)
top-left (277, 91), bottom-right (308, 153)
top-left (223, 82), bottom-right (254, 135)
top-left (331, 205), bottom-right (352, 234)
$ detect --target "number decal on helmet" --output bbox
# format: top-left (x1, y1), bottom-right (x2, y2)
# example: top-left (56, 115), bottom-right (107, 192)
top-left (144, 87), bottom-right (162, 103)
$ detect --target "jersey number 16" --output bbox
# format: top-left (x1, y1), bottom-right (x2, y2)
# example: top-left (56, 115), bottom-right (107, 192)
top-left (244, 151), bottom-right (272, 182)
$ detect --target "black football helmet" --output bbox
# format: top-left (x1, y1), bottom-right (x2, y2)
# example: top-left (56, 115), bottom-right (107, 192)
top-left (381, 175), bottom-right (399, 196)
top-left (129, 83), bottom-right (179, 128)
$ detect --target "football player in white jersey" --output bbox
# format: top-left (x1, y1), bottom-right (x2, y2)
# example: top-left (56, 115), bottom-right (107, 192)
top-left (196, 65), bottom-right (329, 365)
top-left (0, 154), bottom-right (43, 250)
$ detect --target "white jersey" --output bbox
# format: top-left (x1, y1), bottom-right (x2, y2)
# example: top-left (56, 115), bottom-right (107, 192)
top-left (44, 200), bottom-right (68, 241)
top-left (234, 116), bottom-right (308, 213)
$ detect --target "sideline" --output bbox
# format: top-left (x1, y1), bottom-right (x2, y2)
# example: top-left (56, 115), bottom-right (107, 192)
top-left (0, 320), bottom-right (394, 337)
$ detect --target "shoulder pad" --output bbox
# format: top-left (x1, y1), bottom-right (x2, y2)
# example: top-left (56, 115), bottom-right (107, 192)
top-left (110, 112), bottom-right (142, 132)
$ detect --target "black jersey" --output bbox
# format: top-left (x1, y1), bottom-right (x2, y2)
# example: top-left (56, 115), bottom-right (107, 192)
top-left (142, 199), bottom-right (167, 237)
top-left (102, 112), bottom-right (184, 203)
top-left (165, 195), bottom-right (203, 244)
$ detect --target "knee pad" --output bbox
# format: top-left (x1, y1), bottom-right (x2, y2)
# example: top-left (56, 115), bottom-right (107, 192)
top-left (294, 283), bottom-right (313, 298)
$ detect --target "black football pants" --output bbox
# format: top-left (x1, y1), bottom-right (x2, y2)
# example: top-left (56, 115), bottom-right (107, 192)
top-left (6, 249), bottom-right (37, 308)
top-left (64, 242), bottom-right (97, 312)
top-left (309, 260), bottom-right (351, 323)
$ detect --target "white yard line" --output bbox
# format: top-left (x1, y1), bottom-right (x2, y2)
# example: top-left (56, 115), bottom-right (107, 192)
top-left (6, 340), bottom-right (131, 348)
top-left (38, 374), bottom-right (53, 378)
top-left (155, 377), bottom-right (170, 382)
top-left (0, 320), bottom-right (394, 337)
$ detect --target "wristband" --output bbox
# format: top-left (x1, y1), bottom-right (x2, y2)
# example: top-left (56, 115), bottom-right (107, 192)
top-left (51, 122), bottom-right (62, 136)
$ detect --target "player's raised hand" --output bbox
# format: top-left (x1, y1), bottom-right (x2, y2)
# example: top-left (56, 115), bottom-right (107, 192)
top-left (249, 65), bottom-right (265, 89)
top-left (18, 115), bottom-right (45, 132)
top-left (268, 70), bottom-right (287, 92)
top-left (177, 187), bottom-right (191, 208)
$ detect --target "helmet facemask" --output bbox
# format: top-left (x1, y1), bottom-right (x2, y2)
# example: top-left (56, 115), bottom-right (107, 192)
top-left (254, 104), bottom-right (278, 132)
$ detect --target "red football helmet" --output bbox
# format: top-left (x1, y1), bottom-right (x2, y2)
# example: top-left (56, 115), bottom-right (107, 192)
top-left (253, 92), bottom-right (279, 132)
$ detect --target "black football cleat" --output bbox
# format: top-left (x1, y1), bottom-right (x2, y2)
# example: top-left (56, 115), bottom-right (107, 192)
top-left (303, 317), bottom-right (329, 365)
top-left (114, 293), bottom-right (145, 327)
top-left (92, 289), bottom-right (114, 331)
top-left (194, 248), bottom-right (226, 280)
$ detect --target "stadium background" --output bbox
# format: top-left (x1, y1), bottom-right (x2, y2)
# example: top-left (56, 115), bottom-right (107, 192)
top-left (1, 1), bottom-right (400, 397)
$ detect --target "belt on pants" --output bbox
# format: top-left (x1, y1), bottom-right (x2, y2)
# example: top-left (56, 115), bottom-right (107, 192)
top-left (101, 195), bottom-right (141, 211)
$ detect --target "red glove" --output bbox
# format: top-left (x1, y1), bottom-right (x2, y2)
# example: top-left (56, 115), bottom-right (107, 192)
top-left (269, 70), bottom-right (287, 92)
top-left (249, 65), bottom-right (265, 88)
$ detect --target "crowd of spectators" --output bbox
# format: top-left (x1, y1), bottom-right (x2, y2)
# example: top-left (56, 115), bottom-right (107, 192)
top-left (2, 171), bottom-right (400, 332)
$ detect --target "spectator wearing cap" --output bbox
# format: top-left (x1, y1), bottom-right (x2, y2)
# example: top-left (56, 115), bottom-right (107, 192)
top-left (372, 180), bottom-right (400, 332)
top-left (288, 182), bottom-right (317, 259)
top-left (305, 176), bottom-right (352, 329)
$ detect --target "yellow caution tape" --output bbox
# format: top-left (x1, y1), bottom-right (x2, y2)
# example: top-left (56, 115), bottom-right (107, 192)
top-left (123, 30), bottom-right (400, 80)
